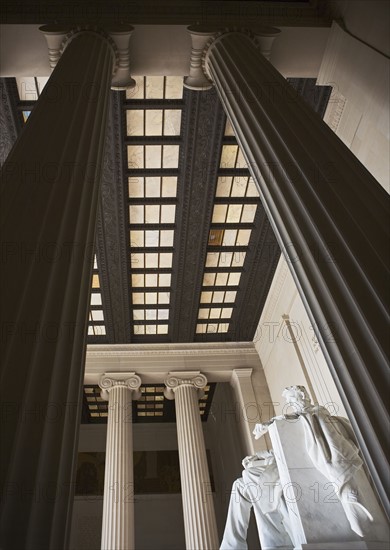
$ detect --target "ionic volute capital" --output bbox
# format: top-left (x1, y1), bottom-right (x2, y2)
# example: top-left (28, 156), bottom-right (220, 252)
top-left (184, 26), bottom-right (216, 91)
top-left (99, 372), bottom-right (142, 401)
top-left (184, 25), bottom-right (281, 91)
top-left (39, 24), bottom-right (136, 90)
top-left (164, 371), bottom-right (208, 400)
top-left (252, 27), bottom-right (281, 60)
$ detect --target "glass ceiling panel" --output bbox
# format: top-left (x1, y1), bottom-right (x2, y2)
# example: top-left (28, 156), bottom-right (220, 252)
top-left (196, 119), bottom-right (261, 338)
top-left (216, 176), bottom-right (259, 198)
top-left (224, 118), bottom-right (235, 136)
top-left (126, 76), bottom-right (184, 100)
top-left (220, 145), bottom-right (248, 170)
top-left (145, 76), bottom-right (164, 99)
top-left (126, 78), bottom-right (183, 339)
top-left (88, 255), bottom-right (107, 339)
top-left (128, 145), bottom-right (180, 170)
top-left (128, 109), bottom-right (182, 137)
top-left (128, 177), bottom-right (178, 199)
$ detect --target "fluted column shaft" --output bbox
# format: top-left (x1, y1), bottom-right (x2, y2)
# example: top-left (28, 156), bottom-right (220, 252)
top-left (0, 31), bottom-right (115, 549)
top-left (165, 372), bottom-right (219, 549)
top-left (201, 30), bottom-right (389, 514)
top-left (99, 374), bottom-right (141, 550)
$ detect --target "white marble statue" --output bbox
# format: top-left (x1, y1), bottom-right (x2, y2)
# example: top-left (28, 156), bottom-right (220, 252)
top-left (220, 450), bottom-right (293, 550)
top-left (253, 385), bottom-right (375, 538)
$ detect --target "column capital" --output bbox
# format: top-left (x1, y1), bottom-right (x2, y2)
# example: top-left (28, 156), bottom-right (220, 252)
top-left (99, 372), bottom-right (142, 401)
top-left (184, 25), bottom-right (280, 90)
top-left (40, 24), bottom-right (136, 90)
top-left (164, 371), bottom-right (207, 399)
top-left (184, 26), bottom-right (216, 91)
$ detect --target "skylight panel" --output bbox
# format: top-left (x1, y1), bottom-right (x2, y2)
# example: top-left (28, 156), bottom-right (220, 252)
top-left (196, 123), bottom-right (262, 338)
top-left (145, 76), bottom-right (164, 99)
top-left (164, 110), bottom-right (182, 135)
top-left (165, 76), bottom-right (184, 99)
top-left (220, 145), bottom-right (238, 168)
top-left (88, 255), bottom-right (107, 340)
top-left (126, 76), bottom-right (184, 100)
top-left (127, 110), bottom-right (144, 135)
top-left (162, 177), bottom-right (177, 197)
top-left (215, 176), bottom-right (260, 198)
top-left (145, 110), bottom-right (163, 135)
top-left (125, 77), bottom-right (183, 339)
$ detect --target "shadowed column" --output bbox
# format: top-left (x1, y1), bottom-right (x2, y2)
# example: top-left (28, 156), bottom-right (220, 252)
top-left (0, 27), bottom-right (133, 549)
top-left (185, 26), bottom-right (389, 515)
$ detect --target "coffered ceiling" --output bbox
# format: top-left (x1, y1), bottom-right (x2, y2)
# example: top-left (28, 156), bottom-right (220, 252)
top-left (0, 75), bottom-right (331, 346)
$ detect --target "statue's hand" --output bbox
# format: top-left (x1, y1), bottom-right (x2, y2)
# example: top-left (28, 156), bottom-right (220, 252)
top-left (253, 415), bottom-right (289, 439)
top-left (252, 423), bottom-right (271, 439)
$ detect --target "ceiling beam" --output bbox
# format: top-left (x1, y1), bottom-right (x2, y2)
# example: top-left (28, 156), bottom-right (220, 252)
top-left (170, 88), bottom-right (226, 342)
top-left (0, 77), bottom-right (23, 166)
top-left (95, 91), bottom-right (132, 343)
top-left (0, 1), bottom-right (330, 26)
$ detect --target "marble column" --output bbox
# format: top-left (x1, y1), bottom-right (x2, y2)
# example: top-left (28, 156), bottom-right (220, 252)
top-left (165, 372), bottom-right (219, 549)
top-left (0, 27), bottom-right (133, 549)
top-left (185, 26), bottom-right (389, 514)
top-left (99, 373), bottom-right (141, 550)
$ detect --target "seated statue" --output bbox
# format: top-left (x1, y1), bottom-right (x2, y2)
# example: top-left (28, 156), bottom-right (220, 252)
top-left (253, 385), bottom-right (374, 538)
top-left (220, 450), bottom-right (293, 550)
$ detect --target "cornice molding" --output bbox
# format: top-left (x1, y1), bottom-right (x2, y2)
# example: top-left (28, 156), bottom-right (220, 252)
top-left (84, 343), bottom-right (262, 385)
top-left (86, 341), bottom-right (257, 358)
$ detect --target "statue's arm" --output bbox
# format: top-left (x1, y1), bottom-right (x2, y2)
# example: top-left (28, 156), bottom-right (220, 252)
top-left (253, 413), bottom-right (299, 439)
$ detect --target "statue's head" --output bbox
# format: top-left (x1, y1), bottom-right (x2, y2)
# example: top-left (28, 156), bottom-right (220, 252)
top-left (282, 385), bottom-right (312, 408)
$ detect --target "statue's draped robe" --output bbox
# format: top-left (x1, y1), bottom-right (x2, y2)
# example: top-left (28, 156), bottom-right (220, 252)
top-left (299, 406), bottom-right (373, 536)
top-left (220, 457), bottom-right (293, 550)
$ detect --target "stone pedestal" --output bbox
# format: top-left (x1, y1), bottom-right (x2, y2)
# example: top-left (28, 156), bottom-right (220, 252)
top-left (165, 372), bottom-right (219, 550)
top-left (268, 419), bottom-right (389, 550)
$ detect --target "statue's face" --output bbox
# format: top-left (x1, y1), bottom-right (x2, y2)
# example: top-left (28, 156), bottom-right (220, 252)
top-left (284, 390), bottom-right (308, 408)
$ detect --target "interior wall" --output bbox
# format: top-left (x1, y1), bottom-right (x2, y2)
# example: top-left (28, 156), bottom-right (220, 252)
top-left (254, 255), bottom-right (348, 418)
top-left (205, 382), bottom-right (261, 549)
top-left (328, 0), bottom-right (390, 56)
top-left (70, 422), bottom-right (186, 550)
top-left (317, 21), bottom-right (389, 191)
